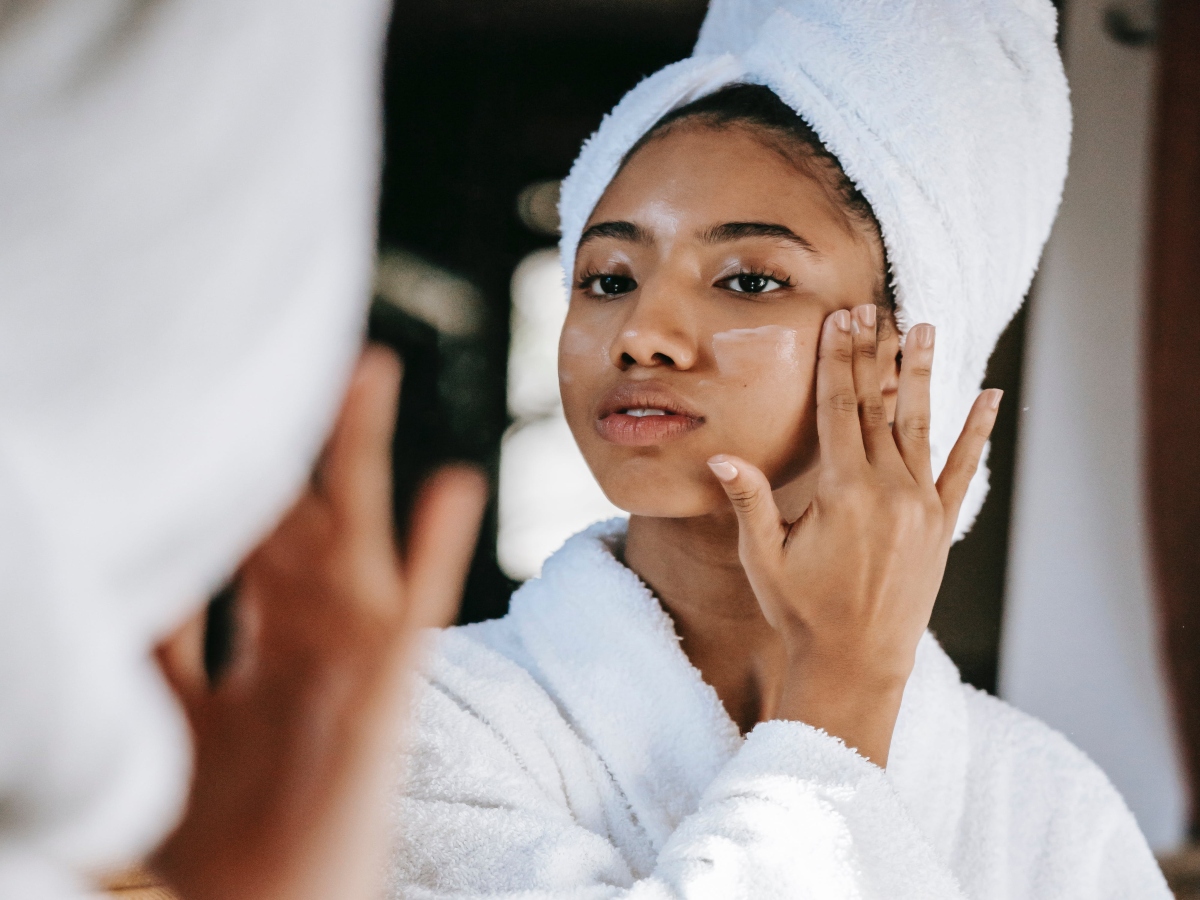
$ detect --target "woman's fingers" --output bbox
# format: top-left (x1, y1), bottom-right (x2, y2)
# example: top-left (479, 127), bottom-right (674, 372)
top-left (816, 310), bottom-right (868, 472)
top-left (849, 304), bottom-right (897, 467)
top-left (708, 454), bottom-right (786, 563)
top-left (321, 344), bottom-right (403, 536)
top-left (402, 465), bottom-right (489, 632)
top-left (893, 324), bottom-right (936, 485)
top-left (935, 389), bottom-right (1003, 522)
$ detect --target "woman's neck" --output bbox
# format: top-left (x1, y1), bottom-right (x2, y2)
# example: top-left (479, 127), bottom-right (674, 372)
top-left (623, 513), bottom-right (788, 734)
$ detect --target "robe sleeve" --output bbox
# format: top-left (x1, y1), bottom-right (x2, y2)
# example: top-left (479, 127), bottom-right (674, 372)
top-left (392, 674), bottom-right (968, 900)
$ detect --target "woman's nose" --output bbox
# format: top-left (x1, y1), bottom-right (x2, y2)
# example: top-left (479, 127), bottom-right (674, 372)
top-left (608, 287), bottom-right (699, 371)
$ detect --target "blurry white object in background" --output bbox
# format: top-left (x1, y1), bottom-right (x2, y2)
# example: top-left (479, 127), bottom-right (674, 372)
top-left (499, 416), bottom-right (625, 581)
top-left (499, 249), bottom-right (624, 581)
top-left (1000, 0), bottom-right (1186, 851)
top-left (507, 249), bottom-right (570, 420)
top-left (375, 248), bottom-right (484, 337)
top-left (0, 0), bottom-right (389, 895)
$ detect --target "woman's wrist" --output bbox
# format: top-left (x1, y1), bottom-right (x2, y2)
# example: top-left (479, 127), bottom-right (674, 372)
top-left (774, 654), bottom-right (908, 766)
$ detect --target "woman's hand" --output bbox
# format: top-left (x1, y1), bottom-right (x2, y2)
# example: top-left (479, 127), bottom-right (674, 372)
top-left (707, 304), bottom-right (1000, 766)
top-left (151, 345), bottom-right (487, 900)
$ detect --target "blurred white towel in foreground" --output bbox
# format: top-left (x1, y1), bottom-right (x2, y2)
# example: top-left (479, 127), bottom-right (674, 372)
top-left (0, 1), bottom-right (388, 894)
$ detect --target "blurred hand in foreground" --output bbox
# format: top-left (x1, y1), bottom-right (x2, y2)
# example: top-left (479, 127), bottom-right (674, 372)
top-left (151, 345), bottom-right (487, 900)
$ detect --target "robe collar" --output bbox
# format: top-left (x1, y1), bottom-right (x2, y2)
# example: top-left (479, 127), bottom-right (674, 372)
top-left (507, 519), bottom-right (968, 861)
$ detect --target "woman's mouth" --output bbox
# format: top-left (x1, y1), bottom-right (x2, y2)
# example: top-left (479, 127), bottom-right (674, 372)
top-left (625, 408), bottom-right (668, 417)
top-left (594, 385), bottom-right (704, 446)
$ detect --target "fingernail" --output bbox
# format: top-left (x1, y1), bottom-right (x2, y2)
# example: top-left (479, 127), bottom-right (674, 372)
top-left (856, 304), bottom-right (876, 328)
top-left (987, 388), bottom-right (1004, 410)
top-left (912, 324), bottom-right (934, 349)
top-left (834, 309), bottom-right (851, 332)
top-left (707, 458), bottom-right (739, 482)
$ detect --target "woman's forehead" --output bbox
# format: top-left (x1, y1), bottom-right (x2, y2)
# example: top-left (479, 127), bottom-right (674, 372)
top-left (587, 123), bottom-right (849, 241)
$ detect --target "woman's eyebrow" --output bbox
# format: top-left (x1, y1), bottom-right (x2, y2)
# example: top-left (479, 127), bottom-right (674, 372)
top-left (577, 220), bottom-right (651, 249)
top-left (700, 222), bottom-right (818, 253)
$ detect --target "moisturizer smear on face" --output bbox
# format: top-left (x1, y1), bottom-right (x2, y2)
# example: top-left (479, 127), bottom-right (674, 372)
top-left (559, 326), bottom-right (611, 384)
top-left (711, 326), bottom-right (800, 377)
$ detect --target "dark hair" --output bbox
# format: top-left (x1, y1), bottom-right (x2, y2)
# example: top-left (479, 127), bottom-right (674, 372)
top-left (622, 83), bottom-right (894, 311)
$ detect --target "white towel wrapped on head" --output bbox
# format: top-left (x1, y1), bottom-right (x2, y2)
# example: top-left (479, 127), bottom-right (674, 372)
top-left (558, 0), bottom-right (1071, 538)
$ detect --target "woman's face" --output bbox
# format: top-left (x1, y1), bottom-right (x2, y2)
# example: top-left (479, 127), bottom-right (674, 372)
top-left (559, 121), bottom-right (897, 519)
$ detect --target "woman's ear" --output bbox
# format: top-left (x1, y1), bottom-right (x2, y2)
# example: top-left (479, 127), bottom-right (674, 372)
top-left (877, 315), bottom-right (901, 426)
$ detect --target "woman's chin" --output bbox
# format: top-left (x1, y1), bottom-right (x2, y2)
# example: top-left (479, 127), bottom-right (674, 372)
top-left (598, 474), bottom-right (729, 520)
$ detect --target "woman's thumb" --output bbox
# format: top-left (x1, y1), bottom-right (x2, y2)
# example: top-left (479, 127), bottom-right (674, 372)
top-left (707, 455), bottom-right (783, 554)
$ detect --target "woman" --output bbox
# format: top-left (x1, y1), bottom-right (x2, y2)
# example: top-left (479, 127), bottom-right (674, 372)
top-left (391, 1), bottom-right (1170, 896)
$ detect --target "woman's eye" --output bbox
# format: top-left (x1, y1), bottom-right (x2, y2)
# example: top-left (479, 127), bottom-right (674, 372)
top-left (586, 274), bottom-right (637, 297)
top-left (723, 273), bottom-right (785, 294)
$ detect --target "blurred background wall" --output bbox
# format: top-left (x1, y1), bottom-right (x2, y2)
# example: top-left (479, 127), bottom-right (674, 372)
top-left (366, 0), bottom-right (1193, 857)
top-left (1146, 0), bottom-right (1200, 864)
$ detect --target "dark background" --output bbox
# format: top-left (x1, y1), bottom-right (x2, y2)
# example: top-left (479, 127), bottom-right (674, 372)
top-left (374, 0), bottom-right (1048, 694)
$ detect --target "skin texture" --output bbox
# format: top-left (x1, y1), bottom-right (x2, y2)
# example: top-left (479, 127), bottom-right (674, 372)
top-left (150, 346), bottom-right (487, 900)
top-left (561, 121), bottom-right (999, 765)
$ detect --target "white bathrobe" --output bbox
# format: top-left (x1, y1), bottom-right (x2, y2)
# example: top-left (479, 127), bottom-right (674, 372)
top-left (392, 520), bottom-right (1168, 899)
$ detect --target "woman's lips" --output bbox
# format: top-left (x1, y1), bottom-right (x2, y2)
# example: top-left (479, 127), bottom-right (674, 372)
top-left (594, 384), bottom-right (704, 446)
top-left (595, 411), bottom-right (703, 445)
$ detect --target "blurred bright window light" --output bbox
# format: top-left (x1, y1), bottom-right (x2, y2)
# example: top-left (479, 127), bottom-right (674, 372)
top-left (515, 179), bottom-right (562, 236)
top-left (507, 249), bottom-right (568, 420)
top-left (499, 249), bottom-right (625, 581)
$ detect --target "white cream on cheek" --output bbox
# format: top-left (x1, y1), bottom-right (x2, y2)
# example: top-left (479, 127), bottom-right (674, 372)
top-left (711, 325), bottom-right (801, 378)
top-left (558, 325), bottom-right (611, 385)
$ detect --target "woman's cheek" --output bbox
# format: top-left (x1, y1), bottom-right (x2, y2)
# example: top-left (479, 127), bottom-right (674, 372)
top-left (710, 325), bottom-right (816, 477)
top-left (710, 326), bottom-right (809, 414)
top-left (559, 324), bottom-right (610, 370)
top-left (710, 324), bottom-right (802, 378)
top-left (558, 324), bottom-right (609, 404)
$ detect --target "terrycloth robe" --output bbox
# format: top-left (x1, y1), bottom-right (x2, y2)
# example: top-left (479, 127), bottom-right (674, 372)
top-left (392, 520), bottom-right (1169, 899)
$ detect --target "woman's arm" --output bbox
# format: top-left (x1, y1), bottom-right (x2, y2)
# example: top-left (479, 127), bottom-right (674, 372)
top-left (394, 636), bottom-right (966, 900)
top-left (400, 636), bottom-right (1176, 900)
